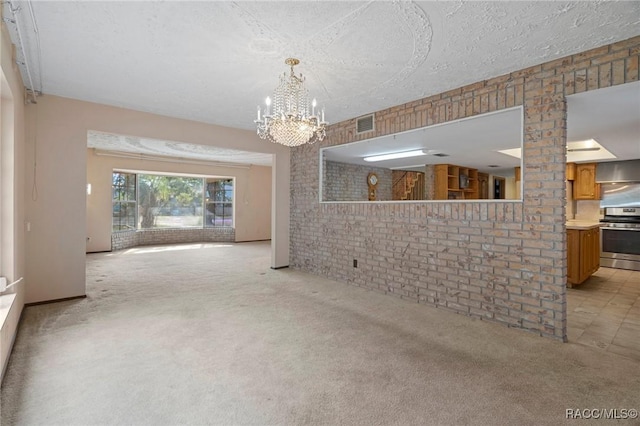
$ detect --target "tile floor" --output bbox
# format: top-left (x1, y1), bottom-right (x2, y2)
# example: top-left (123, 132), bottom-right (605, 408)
top-left (567, 267), bottom-right (640, 361)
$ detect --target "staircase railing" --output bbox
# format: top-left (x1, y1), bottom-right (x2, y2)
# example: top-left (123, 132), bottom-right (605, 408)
top-left (392, 171), bottom-right (425, 200)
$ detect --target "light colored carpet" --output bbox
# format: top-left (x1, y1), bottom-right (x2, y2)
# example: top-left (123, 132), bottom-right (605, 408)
top-left (1, 241), bottom-right (639, 425)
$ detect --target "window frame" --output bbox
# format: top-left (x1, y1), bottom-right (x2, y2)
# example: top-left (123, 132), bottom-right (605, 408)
top-left (111, 171), bottom-right (234, 231)
top-left (112, 172), bottom-right (137, 232)
top-left (205, 178), bottom-right (235, 228)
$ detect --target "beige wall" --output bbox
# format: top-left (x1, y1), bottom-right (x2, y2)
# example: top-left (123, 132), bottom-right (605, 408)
top-left (25, 95), bottom-right (289, 304)
top-left (241, 164), bottom-right (272, 242)
top-left (1, 22), bottom-right (27, 379)
top-left (86, 150), bottom-right (271, 252)
top-left (504, 177), bottom-right (517, 200)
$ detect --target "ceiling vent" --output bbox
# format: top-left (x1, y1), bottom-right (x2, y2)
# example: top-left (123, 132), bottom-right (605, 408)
top-left (433, 153), bottom-right (449, 157)
top-left (356, 114), bottom-right (375, 134)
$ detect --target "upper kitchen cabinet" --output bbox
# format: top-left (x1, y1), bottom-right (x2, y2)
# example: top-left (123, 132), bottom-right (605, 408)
top-left (574, 163), bottom-right (601, 200)
top-left (566, 162), bottom-right (576, 181)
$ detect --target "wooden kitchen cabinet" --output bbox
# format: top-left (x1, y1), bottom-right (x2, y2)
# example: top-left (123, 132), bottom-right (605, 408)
top-left (574, 163), bottom-right (601, 200)
top-left (567, 230), bottom-right (580, 284)
top-left (566, 162), bottom-right (576, 181)
top-left (567, 226), bottom-right (600, 286)
top-left (514, 166), bottom-right (522, 200)
top-left (434, 164), bottom-right (449, 199)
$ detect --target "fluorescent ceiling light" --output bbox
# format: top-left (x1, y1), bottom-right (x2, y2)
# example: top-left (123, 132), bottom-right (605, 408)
top-left (567, 147), bottom-right (601, 152)
top-left (391, 164), bottom-right (427, 170)
top-left (568, 138), bottom-right (600, 152)
top-left (364, 149), bottom-right (428, 162)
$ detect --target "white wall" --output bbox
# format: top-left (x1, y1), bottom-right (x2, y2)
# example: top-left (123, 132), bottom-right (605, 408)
top-left (86, 150), bottom-right (271, 252)
top-left (26, 95), bottom-right (289, 304)
top-left (1, 22), bottom-right (27, 380)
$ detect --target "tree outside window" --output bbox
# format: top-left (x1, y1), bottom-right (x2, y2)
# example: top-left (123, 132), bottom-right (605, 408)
top-left (111, 172), bottom-right (233, 231)
top-left (138, 174), bottom-right (204, 228)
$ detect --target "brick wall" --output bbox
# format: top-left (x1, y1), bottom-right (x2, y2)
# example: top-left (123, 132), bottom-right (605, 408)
top-left (111, 227), bottom-right (235, 251)
top-left (324, 161), bottom-right (392, 201)
top-left (111, 230), bottom-right (137, 251)
top-left (424, 165), bottom-right (435, 200)
top-left (290, 36), bottom-right (640, 341)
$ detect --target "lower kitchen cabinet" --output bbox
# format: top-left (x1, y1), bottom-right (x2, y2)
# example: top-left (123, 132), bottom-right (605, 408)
top-left (567, 226), bottom-right (600, 286)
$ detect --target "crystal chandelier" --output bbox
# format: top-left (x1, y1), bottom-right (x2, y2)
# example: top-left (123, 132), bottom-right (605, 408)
top-left (255, 58), bottom-right (327, 147)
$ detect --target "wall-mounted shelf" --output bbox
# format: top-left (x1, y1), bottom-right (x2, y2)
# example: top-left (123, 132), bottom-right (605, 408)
top-left (434, 164), bottom-right (479, 200)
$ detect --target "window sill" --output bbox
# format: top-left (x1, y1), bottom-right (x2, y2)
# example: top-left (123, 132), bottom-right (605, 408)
top-left (0, 293), bottom-right (17, 330)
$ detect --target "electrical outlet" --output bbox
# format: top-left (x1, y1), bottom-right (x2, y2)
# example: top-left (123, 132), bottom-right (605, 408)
top-left (0, 277), bottom-right (7, 292)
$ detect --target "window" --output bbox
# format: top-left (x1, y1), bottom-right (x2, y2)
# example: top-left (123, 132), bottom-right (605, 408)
top-left (205, 178), bottom-right (233, 227)
top-left (138, 174), bottom-right (203, 229)
top-left (112, 172), bottom-right (136, 231)
top-left (111, 172), bottom-right (234, 231)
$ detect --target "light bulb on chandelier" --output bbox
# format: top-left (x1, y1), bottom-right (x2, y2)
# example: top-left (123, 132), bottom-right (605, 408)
top-left (255, 58), bottom-right (328, 147)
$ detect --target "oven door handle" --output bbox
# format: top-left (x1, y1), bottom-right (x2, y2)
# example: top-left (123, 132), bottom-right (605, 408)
top-left (601, 226), bottom-right (640, 231)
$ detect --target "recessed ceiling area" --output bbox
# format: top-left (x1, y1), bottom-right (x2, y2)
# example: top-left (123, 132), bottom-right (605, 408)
top-left (567, 81), bottom-right (640, 163)
top-left (87, 131), bottom-right (273, 167)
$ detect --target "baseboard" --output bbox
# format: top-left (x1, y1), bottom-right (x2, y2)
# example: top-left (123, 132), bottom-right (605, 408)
top-left (271, 265), bottom-right (289, 270)
top-left (26, 294), bottom-right (87, 307)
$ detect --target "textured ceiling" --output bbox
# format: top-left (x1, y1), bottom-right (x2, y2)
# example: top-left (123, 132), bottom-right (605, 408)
top-left (5, 1), bottom-right (640, 131)
top-left (3, 1), bottom-right (639, 166)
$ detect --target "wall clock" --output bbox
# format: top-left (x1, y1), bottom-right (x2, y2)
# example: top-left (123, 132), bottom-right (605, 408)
top-left (367, 172), bottom-right (378, 201)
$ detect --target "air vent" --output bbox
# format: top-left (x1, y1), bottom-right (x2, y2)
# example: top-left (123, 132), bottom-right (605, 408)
top-left (433, 153), bottom-right (449, 157)
top-left (356, 114), bottom-right (375, 134)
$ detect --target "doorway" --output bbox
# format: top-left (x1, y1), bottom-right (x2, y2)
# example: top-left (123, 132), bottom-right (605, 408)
top-left (493, 177), bottom-right (505, 199)
top-left (565, 82), bottom-right (640, 359)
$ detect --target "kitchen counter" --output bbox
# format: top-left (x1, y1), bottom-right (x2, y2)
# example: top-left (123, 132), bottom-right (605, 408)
top-left (566, 222), bottom-right (601, 286)
top-left (566, 220), bottom-right (601, 230)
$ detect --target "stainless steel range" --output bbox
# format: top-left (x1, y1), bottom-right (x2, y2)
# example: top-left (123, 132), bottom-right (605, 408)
top-left (600, 207), bottom-right (640, 271)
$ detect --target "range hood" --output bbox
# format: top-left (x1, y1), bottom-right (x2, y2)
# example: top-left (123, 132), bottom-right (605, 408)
top-left (600, 182), bottom-right (640, 208)
top-left (596, 159), bottom-right (640, 183)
